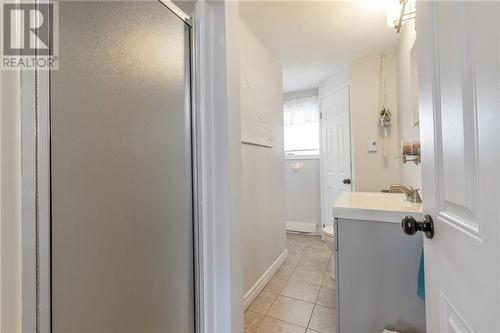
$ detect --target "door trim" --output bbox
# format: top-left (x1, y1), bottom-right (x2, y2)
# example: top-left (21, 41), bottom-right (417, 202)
top-left (192, 1), bottom-right (244, 331)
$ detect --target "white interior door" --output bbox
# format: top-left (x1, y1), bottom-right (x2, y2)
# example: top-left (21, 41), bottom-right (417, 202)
top-left (320, 85), bottom-right (352, 227)
top-left (416, 1), bottom-right (499, 332)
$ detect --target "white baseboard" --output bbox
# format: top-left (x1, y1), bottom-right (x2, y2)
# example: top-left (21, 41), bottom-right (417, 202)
top-left (317, 225), bottom-right (325, 236)
top-left (286, 221), bottom-right (318, 234)
top-left (243, 249), bottom-right (288, 310)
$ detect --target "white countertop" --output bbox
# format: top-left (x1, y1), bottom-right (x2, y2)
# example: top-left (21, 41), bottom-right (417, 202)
top-left (333, 192), bottom-right (423, 223)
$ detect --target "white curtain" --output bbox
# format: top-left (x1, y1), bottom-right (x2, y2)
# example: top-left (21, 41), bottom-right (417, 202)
top-left (284, 96), bottom-right (319, 126)
top-left (283, 96), bottom-right (320, 154)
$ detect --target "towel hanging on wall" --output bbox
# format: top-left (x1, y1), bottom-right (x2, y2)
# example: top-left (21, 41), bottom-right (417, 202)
top-left (417, 247), bottom-right (425, 300)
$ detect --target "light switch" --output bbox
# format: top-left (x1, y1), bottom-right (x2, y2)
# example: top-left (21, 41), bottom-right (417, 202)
top-left (368, 139), bottom-right (377, 152)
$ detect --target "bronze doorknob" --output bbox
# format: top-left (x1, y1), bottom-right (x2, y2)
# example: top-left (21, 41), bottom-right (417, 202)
top-left (401, 215), bottom-right (434, 239)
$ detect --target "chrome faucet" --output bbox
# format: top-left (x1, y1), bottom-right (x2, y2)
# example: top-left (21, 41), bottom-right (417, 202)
top-left (389, 184), bottom-right (422, 203)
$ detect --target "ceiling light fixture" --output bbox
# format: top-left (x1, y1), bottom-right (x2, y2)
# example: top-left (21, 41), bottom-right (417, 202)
top-left (387, 0), bottom-right (416, 33)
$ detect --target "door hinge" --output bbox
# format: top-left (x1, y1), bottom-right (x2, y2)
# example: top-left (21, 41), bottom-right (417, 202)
top-left (320, 112), bottom-right (322, 119)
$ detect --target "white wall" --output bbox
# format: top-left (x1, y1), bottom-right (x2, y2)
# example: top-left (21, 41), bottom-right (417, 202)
top-left (284, 88), bottom-right (318, 101)
top-left (284, 159), bottom-right (321, 231)
top-left (239, 21), bottom-right (286, 295)
top-left (320, 55), bottom-right (400, 192)
top-left (350, 53), bottom-right (400, 191)
top-left (396, 20), bottom-right (422, 189)
top-left (319, 66), bottom-right (352, 97)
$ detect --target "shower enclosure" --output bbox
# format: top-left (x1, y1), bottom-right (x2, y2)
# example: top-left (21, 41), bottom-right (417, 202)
top-left (50, 1), bottom-right (195, 331)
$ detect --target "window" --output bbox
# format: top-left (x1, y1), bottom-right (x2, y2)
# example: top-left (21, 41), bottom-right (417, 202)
top-left (284, 96), bottom-right (320, 157)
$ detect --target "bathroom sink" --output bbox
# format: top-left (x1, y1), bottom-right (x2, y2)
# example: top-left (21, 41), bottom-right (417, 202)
top-left (333, 192), bottom-right (423, 223)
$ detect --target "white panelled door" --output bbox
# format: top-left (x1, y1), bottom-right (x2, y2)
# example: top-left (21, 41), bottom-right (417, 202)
top-left (320, 85), bottom-right (352, 227)
top-left (416, 1), bottom-right (499, 332)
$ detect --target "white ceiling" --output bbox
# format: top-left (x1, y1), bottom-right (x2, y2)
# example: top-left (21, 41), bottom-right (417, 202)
top-left (239, 0), bottom-right (399, 93)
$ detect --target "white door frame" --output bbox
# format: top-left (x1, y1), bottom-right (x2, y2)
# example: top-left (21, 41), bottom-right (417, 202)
top-left (319, 82), bottom-right (353, 228)
top-left (18, 1), bottom-right (243, 332)
top-left (191, 1), bottom-right (243, 332)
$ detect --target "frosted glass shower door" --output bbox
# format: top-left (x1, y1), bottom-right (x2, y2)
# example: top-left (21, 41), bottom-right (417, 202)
top-left (50, 2), bottom-right (194, 332)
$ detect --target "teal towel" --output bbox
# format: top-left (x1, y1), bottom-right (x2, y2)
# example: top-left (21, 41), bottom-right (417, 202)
top-left (417, 248), bottom-right (425, 300)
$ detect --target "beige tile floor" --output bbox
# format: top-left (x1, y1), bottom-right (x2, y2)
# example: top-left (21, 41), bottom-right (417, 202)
top-left (244, 233), bottom-right (336, 333)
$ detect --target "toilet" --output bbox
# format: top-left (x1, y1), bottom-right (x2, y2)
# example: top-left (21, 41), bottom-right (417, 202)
top-left (322, 226), bottom-right (336, 280)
